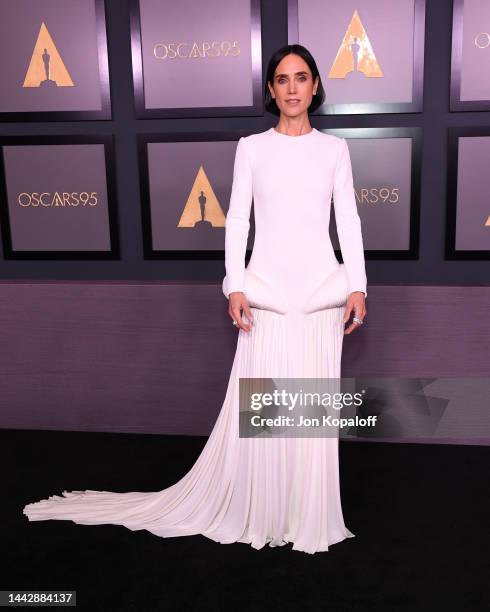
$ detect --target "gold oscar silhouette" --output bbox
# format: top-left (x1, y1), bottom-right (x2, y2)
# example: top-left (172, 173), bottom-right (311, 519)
top-left (177, 165), bottom-right (226, 239)
top-left (23, 22), bottom-right (74, 88)
top-left (328, 9), bottom-right (383, 81)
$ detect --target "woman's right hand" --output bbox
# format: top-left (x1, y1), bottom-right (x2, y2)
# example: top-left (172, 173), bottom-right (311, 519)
top-left (228, 292), bottom-right (254, 332)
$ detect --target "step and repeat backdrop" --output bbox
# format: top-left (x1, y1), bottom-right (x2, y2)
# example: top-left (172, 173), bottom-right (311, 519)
top-left (0, 0), bottom-right (489, 268)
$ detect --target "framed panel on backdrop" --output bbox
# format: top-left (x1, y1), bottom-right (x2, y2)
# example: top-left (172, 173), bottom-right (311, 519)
top-left (138, 128), bottom-right (421, 261)
top-left (130, 0), bottom-right (263, 118)
top-left (138, 131), bottom-right (255, 259)
top-left (0, 0), bottom-right (111, 122)
top-left (288, 0), bottom-right (426, 114)
top-left (0, 135), bottom-right (120, 259)
top-left (446, 127), bottom-right (490, 259)
top-left (450, 0), bottom-right (490, 111)
top-left (323, 127), bottom-right (422, 259)
top-left (130, 0), bottom-right (263, 119)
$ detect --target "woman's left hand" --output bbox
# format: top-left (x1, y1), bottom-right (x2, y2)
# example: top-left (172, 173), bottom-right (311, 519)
top-left (343, 292), bottom-right (366, 335)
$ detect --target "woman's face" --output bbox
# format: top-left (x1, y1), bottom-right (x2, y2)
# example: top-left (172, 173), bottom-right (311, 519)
top-left (268, 53), bottom-right (319, 118)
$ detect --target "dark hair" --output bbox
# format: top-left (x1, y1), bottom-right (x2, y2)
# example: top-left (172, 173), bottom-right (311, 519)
top-left (264, 44), bottom-right (325, 116)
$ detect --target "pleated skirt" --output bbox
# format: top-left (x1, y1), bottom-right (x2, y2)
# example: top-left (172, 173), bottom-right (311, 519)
top-left (23, 305), bottom-right (355, 554)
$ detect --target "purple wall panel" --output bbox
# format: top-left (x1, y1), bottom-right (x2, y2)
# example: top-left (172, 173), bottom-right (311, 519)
top-left (0, 282), bottom-right (488, 444)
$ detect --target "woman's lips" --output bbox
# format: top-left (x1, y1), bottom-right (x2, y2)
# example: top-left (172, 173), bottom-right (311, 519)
top-left (286, 99), bottom-right (300, 105)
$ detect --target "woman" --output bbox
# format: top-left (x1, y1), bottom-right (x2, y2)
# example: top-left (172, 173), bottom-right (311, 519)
top-left (23, 44), bottom-right (367, 554)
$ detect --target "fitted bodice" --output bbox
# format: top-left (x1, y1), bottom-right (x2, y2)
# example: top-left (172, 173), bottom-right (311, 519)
top-left (223, 127), bottom-right (367, 308)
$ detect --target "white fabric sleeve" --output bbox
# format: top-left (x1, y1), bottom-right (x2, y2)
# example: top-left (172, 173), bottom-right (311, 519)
top-left (332, 138), bottom-right (368, 298)
top-left (223, 137), bottom-right (253, 298)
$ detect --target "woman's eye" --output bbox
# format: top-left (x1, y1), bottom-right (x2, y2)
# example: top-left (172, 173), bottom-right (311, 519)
top-left (277, 76), bottom-right (307, 84)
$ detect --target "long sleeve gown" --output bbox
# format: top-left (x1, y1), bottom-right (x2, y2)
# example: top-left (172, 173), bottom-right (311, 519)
top-left (23, 126), bottom-right (367, 554)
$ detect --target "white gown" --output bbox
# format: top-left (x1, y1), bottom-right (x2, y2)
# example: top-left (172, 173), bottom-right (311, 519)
top-left (23, 126), bottom-right (367, 554)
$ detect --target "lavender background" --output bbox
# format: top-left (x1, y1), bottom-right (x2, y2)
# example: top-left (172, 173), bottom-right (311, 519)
top-left (460, 0), bottom-right (490, 101)
top-left (339, 137), bottom-right (412, 250)
top-left (0, 0), bottom-right (102, 112)
top-left (140, 0), bottom-right (253, 109)
top-left (3, 144), bottom-right (111, 251)
top-left (456, 136), bottom-right (490, 250)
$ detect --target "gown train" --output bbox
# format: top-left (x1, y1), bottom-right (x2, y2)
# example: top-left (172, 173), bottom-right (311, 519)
top-left (23, 304), bottom-right (355, 554)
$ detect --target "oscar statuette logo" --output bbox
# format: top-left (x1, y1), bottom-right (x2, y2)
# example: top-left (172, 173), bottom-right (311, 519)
top-left (328, 9), bottom-right (383, 80)
top-left (23, 21), bottom-right (74, 88)
top-left (177, 166), bottom-right (226, 234)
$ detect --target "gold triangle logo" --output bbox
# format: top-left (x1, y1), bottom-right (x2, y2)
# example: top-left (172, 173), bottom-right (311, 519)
top-left (177, 165), bottom-right (226, 227)
top-left (485, 215), bottom-right (490, 226)
top-left (328, 10), bottom-right (383, 79)
top-left (23, 22), bottom-right (74, 88)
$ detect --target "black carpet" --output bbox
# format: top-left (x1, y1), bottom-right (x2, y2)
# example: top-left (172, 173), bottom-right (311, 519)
top-left (2, 429), bottom-right (488, 611)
